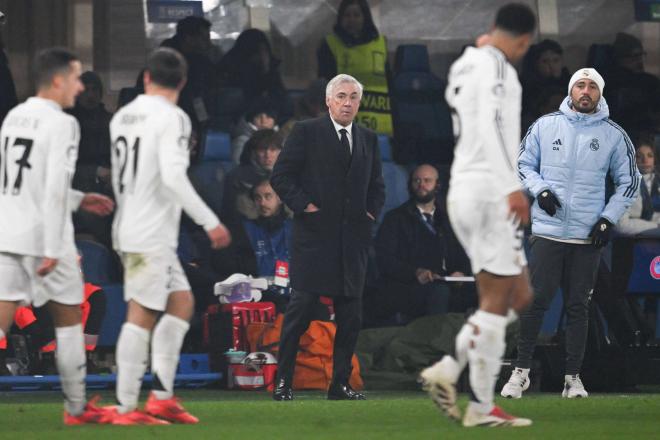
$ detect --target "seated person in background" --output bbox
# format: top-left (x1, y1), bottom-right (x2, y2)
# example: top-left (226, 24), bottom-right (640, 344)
top-left (244, 180), bottom-right (291, 278)
top-left (374, 164), bottom-right (470, 322)
top-left (604, 32), bottom-right (660, 135)
top-left (521, 85), bottom-right (565, 136)
top-left (240, 180), bottom-right (292, 311)
top-left (520, 40), bottom-right (570, 127)
top-left (279, 79), bottom-right (327, 141)
top-left (217, 28), bottom-right (291, 122)
top-left (67, 71), bottom-right (114, 248)
top-left (221, 129), bottom-right (282, 225)
top-left (617, 137), bottom-right (660, 236)
top-left (182, 181), bottom-right (293, 313)
top-left (68, 71), bottom-right (112, 186)
top-left (160, 16), bottom-right (215, 148)
top-left (231, 98), bottom-right (278, 164)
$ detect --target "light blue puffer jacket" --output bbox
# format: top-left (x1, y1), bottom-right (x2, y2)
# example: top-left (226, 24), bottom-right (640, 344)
top-left (518, 96), bottom-right (640, 240)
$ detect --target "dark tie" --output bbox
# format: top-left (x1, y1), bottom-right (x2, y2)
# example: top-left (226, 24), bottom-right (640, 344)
top-left (339, 128), bottom-right (351, 165)
top-left (422, 213), bottom-right (437, 235)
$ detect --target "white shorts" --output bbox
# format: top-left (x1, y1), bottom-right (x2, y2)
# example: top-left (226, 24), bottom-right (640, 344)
top-left (121, 249), bottom-right (190, 312)
top-left (0, 251), bottom-right (84, 308)
top-left (447, 198), bottom-right (526, 276)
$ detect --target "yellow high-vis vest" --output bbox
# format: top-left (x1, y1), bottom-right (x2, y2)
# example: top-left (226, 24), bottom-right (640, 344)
top-left (325, 33), bottom-right (393, 135)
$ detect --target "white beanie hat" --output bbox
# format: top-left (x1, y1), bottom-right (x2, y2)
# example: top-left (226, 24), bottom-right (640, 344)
top-left (568, 68), bottom-right (605, 95)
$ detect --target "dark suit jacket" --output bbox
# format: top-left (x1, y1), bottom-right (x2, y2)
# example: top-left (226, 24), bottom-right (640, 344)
top-left (271, 114), bottom-right (385, 297)
top-left (375, 199), bottom-right (470, 284)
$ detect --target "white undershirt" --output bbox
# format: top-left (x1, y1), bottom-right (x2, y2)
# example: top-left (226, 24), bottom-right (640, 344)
top-left (416, 206), bottom-right (435, 217)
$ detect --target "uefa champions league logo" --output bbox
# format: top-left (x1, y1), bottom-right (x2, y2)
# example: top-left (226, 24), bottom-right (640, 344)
top-left (651, 256), bottom-right (660, 280)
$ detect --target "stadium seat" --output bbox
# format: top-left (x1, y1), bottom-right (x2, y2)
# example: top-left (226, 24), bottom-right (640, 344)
top-left (378, 134), bottom-right (393, 162)
top-left (378, 134), bottom-right (409, 225)
top-left (391, 44), bottom-right (454, 165)
top-left (76, 239), bottom-right (121, 285)
top-left (202, 130), bottom-right (233, 163)
top-left (189, 130), bottom-right (234, 215)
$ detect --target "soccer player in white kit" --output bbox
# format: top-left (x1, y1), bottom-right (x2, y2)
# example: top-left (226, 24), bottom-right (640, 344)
top-left (419, 4), bottom-right (536, 427)
top-left (109, 47), bottom-right (231, 425)
top-left (0, 48), bottom-right (115, 425)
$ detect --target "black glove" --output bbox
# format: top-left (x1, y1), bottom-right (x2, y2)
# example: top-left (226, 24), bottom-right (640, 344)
top-left (537, 190), bottom-right (561, 216)
top-left (589, 217), bottom-right (613, 248)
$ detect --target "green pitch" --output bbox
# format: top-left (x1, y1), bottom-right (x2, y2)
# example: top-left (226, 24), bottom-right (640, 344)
top-left (1, 390), bottom-right (659, 439)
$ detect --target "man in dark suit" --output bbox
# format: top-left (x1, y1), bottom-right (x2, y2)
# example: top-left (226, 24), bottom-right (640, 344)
top-left (270, 73), bottom-right (385, 401)
top-left (373, 164), bottom-right (471, 322)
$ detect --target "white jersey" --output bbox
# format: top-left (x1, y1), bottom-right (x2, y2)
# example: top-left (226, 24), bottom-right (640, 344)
top-left (110, 94), bottom-right (220, 253)
top-left (446, 46), bottom-right (523, 201)
top-left (0, 97), bottom-right (79, 258)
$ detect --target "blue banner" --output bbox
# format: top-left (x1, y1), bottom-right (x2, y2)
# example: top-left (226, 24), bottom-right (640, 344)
top-left (147, 1), bottom-right (204, 23)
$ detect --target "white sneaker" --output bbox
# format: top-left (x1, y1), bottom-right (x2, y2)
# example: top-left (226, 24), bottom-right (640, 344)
top-left (500, 368), bottom-right (530, 399)
top-left (562, 374), bottom-right (588, 398)
top-left (419, 356), bottom-right (461, 422)
top-left (462, 405), bottom-right (532, 428)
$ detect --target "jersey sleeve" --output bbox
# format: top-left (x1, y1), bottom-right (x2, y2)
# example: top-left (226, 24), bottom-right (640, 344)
top-left (517, 119), bottom-right (551, 196)
top-left (43, 117), bottom-right (78, 258)
top-left (475, 56), bottom-right (523, 196)
top-left (158, 110), bottom-right (221, 230)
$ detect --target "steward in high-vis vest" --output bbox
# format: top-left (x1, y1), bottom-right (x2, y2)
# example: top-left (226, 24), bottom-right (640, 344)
top-left (317, 0), bottom-right (393, 135)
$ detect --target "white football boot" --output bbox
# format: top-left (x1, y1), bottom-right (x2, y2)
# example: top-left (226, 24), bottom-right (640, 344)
top-left (462, 405), bottom-right (532, 428)
top-left (419, 356), bottom-right (461, 422)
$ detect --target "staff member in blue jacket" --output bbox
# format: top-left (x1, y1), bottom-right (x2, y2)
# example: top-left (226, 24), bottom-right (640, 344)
top-left (501, 68), bottom-right (640, 400)
top-left (244, 179), bottom-right (292, 278)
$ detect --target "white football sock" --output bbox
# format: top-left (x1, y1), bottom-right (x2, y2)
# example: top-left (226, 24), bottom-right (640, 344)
top-left (55, 324), bottom-right (86, 416)
top-left (151, 314), bottom-right (189, 400)
top-left (454, 323), bottom-right (472, 373)
top-left (466, 310), bottom-right (507, 414)
top-left (116, 322), bottom-right (150, 413)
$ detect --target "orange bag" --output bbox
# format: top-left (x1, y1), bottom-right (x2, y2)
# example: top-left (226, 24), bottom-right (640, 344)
top-left (247, 314), bottom-right (363, 391)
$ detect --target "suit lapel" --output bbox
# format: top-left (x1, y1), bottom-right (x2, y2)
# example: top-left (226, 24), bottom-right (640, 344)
top-left (323, 115), bottom-right (351, 172)
top-left (348, 124), bottom-right (363, 177)
top-left (324, 115), bottom-right (343, 154)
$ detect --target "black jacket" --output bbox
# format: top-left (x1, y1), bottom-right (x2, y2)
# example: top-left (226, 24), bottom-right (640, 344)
top-left (271, 115), bottom-right (385, 297)
top-left (375, 199), bottom-right (470, 284)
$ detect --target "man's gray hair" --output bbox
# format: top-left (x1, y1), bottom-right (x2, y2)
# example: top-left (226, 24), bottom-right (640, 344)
top-left (325, 74), bottom-right (363, 99)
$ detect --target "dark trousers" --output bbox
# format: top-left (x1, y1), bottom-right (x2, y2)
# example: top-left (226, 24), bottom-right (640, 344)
top-left (276, 289), bottom-right (362, 386)
top-left (516, 236), bottom-right (602, 375)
